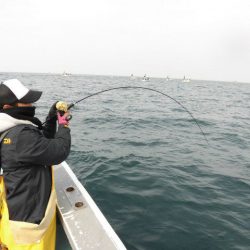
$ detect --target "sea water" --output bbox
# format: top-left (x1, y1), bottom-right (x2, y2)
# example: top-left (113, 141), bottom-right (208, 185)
top-left (1, 72), bottom-right (250, 250)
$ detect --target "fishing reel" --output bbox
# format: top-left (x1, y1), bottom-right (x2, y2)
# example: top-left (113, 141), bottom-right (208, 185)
top-left (56, 101), bottom-right (73, 121)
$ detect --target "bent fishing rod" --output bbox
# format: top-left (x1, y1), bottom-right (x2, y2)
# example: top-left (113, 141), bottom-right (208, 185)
top-left (48, 86), bottom-right (209, 145)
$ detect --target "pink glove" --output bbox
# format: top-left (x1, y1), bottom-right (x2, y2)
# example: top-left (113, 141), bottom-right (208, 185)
top-left (57, 112), bottom-right (69, 126)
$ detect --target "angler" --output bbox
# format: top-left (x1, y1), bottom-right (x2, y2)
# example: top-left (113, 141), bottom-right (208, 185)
top-left (0, 79), bottom-right (71, 250)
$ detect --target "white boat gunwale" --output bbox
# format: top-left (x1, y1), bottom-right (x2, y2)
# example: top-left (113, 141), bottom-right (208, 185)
top-left (54, 161), bottom-right (127, 250)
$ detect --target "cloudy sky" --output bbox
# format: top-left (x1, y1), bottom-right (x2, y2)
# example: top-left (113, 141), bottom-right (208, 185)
top-left (0, 0), bottom-right (250, 82)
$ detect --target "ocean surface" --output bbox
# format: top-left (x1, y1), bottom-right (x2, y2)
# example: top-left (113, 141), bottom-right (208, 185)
top-left (1, 72), bottom-right (250, 250)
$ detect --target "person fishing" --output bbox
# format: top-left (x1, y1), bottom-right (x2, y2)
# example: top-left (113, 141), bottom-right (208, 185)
top-left (0, 79), bottom-right (71, 250)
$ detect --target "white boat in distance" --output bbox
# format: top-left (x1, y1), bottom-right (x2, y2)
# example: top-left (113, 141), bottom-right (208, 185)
top-left (130, 74), bottom-right (136, 80)
top-left (142, 74), bottom-right (150, 82)
top-left (62, 71), bottom-right (71, 77)
top-left (182, 76), bottom-right (191, 83)
top-left (54, 162), bottom-right (127, 250)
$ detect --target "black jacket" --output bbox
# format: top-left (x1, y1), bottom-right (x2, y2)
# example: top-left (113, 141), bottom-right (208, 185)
top-left (1, 122), bottom-right (71, 224)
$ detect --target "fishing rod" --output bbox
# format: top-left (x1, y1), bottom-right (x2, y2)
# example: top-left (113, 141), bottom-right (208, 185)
top-left (50, 86), bottom-right (209, 145)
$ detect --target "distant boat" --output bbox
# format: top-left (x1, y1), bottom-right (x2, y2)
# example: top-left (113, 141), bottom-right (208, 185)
top-left (182, 76), bottom-right (190, 83)
top-left (142, 74), bottom-right (150, 82)
top-left (62, 71), bottom-right (71, 77)
top-left (130, 74), bottom-right (136, 80)
top-left (166, 76), bottom-right (171, 81)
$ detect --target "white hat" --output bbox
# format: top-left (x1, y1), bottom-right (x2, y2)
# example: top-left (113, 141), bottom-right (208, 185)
top-left (0, 79), bottom-right (42, 106)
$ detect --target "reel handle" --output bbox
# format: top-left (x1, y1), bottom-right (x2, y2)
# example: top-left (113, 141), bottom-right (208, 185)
top-left (66, 114), bottom-right (72, 121)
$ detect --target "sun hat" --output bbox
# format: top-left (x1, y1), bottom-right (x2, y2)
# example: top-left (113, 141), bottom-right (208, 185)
top-left (0, 79), bottom-right (42, 106)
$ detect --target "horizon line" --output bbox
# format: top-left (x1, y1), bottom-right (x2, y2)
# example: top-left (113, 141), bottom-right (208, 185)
top-left (0, 71), bottom-right (248, 84)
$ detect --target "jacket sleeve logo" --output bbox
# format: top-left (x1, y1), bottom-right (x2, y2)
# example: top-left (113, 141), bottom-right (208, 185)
top-left (3, 138), bottom-right (12, 144)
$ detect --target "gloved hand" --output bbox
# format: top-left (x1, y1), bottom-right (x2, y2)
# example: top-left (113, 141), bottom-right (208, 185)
top-left (46, 101), bottom-right (58, 123)
top-left (57, 112), bottom-right (70, 126)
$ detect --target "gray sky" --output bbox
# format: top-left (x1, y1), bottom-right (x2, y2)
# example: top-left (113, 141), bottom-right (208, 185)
top-left (0, 0), bottom-right (250, 82)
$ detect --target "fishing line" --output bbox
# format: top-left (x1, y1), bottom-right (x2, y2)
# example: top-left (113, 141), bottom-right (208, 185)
top-left (66, 86), bottom-right (209, 145)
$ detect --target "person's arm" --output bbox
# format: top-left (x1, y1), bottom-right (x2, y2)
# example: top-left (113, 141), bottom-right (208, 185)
top-left (16, 124), bottom-right (71, 166)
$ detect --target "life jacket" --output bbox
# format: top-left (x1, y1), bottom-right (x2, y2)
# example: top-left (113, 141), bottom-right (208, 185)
top-left (0, 173), bottom-right (56, 250)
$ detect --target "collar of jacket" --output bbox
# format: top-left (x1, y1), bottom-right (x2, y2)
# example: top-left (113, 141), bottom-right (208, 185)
top-left (0, 113), bottom-right (37, 133)
top-left (0, 107), bottom-right (43, 131)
